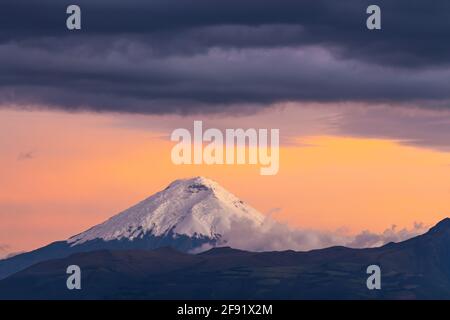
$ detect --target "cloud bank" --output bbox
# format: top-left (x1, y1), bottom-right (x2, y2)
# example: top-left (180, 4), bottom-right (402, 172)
top-left (195, 217), bottom-right (429, 253)
top-left (1, 0), bottom-right (450, 114)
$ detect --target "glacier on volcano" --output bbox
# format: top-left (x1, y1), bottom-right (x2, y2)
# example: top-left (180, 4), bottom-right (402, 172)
top-left (68, 177), bottom-right (265, 248)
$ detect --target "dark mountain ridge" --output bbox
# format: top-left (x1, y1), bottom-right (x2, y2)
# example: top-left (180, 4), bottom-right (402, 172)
top-left (0, 218), bottom-right (449, 299)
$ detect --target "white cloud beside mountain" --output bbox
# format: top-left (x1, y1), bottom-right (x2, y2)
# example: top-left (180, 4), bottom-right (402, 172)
top-left (204, 217), bottom-right (429, 253)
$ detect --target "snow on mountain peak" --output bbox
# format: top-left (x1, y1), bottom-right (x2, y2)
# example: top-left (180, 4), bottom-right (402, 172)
top-left (68, 177), bottom-right (265, 246)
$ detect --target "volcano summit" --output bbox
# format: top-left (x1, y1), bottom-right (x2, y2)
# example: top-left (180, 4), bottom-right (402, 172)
top-left (0, 177), bottom-right (266, 279)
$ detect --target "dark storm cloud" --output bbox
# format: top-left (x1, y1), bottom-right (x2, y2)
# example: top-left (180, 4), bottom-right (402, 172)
top-left (2, 0), bottom-right (450, 66)
top-left (1, 0), bottom-right (450, 114)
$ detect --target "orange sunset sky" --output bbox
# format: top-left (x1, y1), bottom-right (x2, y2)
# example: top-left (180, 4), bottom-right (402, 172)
top-left (3, 0), bottom-right (450, 261)
top-left (1, 104), bottom-right (449, 256)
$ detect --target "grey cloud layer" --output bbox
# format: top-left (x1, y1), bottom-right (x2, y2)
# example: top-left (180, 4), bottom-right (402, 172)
top-left (336, 106), bottom-right (450, 151)
top-left (1, 0), bottom-right (450, 113)
top-left (3, 0), bottom-right (450, 67)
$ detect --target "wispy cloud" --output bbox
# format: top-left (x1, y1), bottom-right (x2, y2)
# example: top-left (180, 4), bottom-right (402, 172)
top-left (17, 150), bottom-right (36, 161)
top-left (347, 222), bottom-right (428, 248)
top-left (336, 105), bottom-right (450, 152)
top-left (0, 244), bottom-right (11, 260)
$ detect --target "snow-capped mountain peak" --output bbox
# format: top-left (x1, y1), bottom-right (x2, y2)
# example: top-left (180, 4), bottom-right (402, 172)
top-left (68, 177), bottom-right (265, 246)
